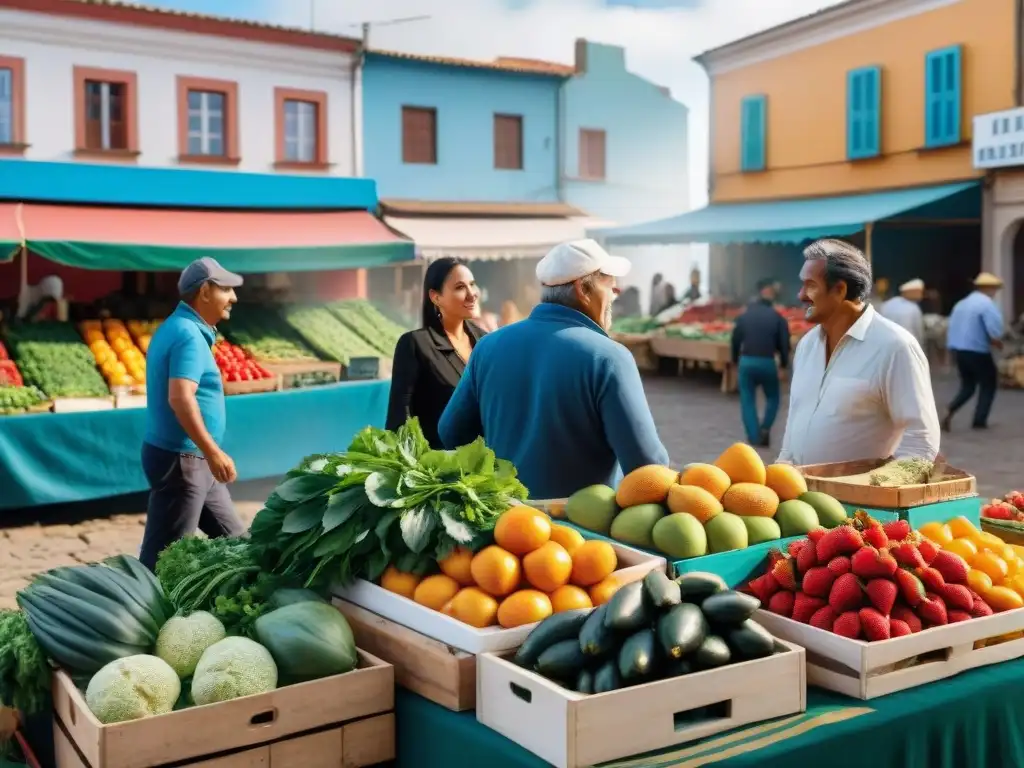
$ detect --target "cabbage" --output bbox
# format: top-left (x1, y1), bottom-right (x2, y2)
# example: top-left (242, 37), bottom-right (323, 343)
top-left (85, 655), bottom-right (181, 724)
top-left (191, 637), bottom-right (277, 706)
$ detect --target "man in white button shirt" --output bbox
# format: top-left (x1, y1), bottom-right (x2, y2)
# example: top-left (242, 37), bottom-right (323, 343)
top-left (880, 279), bottom-right (926, 347)
top-left (778, 240), bottom-right (940, 466)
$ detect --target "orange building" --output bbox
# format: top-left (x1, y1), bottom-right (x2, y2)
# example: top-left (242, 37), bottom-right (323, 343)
top-left (601, 0), bottom-right (1020, 314)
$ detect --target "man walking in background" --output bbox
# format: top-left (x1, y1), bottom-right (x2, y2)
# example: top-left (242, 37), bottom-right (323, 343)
top-left (731, 278), bottom-right (790, 447)
top-left (138, 258), bottom-right (247, 569)
top-left (942, 273), bottom-right (1005, 432)
top-left (880, 278), bottom-right (926, 346)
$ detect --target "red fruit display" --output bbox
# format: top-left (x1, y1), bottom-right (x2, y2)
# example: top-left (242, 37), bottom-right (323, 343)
top-left (833, 611), bottom-right (862, 638)
top-left (859, 607), bottom-right (891, 641)
top-left (851, 547), bottom-right (898, 579)
top-left (796, 541), bottom-right (818, 573)
top-left (213, 341), bottom-right (274, 383)
top-left (770, 558), bottom-right (797, 591)
top-left (792, 593), bottom-right (826, 624)
top-left (829, 573), bottom-right (864, 613)
top-left (882, 520), bottom-right (911, 541)
top-left (889, 618), bottom-right (913, 637)
top-left (768, 590), bottom-right (795, 618)
top-left (864, 579), bottom-right (897, 615)
top-left (809, 605), bottom-right (837, 631)
top-left (827, 556), bottom-right (852, 577)
top-left (801, 567), bottom-right (835, 598)
top-left (816, 525), bottom-right (864, 563)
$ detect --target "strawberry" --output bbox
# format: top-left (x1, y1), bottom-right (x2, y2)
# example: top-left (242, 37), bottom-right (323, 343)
top-left (807, 527), bottom-right (827, 545)
top-left (917, 538), bottom-right (941, 565)
top-left (882, 519), bottom-right (911, 540)
top-left (915, 566), bottom-right (945, 593)
top-left (948, 609), bottom-right (972, 623)
top-left (833, 611), bottom-right (862, 639)
top-left (796, 541), bottom-right (819, 573)
top-left (894, 569), bottom-right (926, 607)
top-left (918, 593), bottom-right (948, 626)
top-left (801, 566), bottom-right (835, 598)
top-left (889, 618), bottom-right (913, 637)
top-left (816, 525), bottom-right (864, 562)
top-left (768, 590), bottom-right (795, 618)
top-left (809, 605), bottom-right (837, 631)
top-left (892, 604), bottom-right (923, 633)
top-left (862, 524), bottom-right (888, 550)
top-left (851, 546), bottom-right (898, 579)
top-left (771, 558), bottom-right (798, 591)
top-left (766, 548), bottom-right (788, 567)
top-left (792, 592), bottom-right (827, 624)
top-left (972, 597), bottom-right (995, 618)
top-left (889, 540), bottom-right (927, 569)
top-left (827, 556), bottom-right (852, 577)
top-left (864, 578), bottom-right (897, 615)
top-left (931, 551), bottom-right (970, 585)
top-left (829, 573), bottom-right (864, 613)
top-left (747, 572), bottom-right (779, 602)
top-left (788, 540), bottom-right (806, 558)
top-left (859, 607), bottom-right (891, 641)
top-left (938, 583), bottom-right (974, 612)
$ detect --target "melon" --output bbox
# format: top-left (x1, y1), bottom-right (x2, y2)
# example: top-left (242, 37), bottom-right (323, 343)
top-left (713, 444), bottom-right (766, 485)
top-left (615, 465), bottom-right (679, 508)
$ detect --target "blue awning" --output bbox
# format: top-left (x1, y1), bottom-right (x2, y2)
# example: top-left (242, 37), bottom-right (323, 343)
top-left (592, 181), bottom-right (980, 246)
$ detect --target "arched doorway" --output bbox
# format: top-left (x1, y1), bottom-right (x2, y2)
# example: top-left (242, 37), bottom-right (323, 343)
top-left (1013, 222), bottom-right (1024, 319)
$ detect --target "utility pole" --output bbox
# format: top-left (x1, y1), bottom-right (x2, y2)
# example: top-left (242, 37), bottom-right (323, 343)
top-left (353, 15), bottom-right (431, 50)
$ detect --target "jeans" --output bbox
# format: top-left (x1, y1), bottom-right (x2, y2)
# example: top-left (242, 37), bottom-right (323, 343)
top-left (738, 356), bottom-right (780, 444)
top-left (947, 351), bottom-right (997, 428)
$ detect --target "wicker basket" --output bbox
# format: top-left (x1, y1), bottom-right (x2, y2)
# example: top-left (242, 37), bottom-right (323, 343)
top-left (797, 458), bottom-right (976, 509)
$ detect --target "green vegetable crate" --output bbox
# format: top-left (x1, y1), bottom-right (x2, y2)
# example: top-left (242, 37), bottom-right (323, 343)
top-left (51, 649), bottom-right (396, 768)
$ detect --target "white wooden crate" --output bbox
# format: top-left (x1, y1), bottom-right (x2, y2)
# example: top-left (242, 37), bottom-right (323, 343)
top-left (53, 397), bottom-right (115, 413)
top-left (333, 542), bottom-right (666, 654)
top-left (477, 640), bottom-right (806, 768)
top-left (755, 607), bottom-right (1024, 699)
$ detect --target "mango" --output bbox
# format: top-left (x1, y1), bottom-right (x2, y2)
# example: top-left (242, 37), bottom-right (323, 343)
top-left (775, 500), bottom-right (821, 537)
top-left (652, 513), bottom-right (708, 559)
top-left (798, 492), bottom-right (847, 529)
top-left (609, 504), bottom-right (666, 549)
top-left (566, 485), bottom-right (619, 535)
top-left (704, 511), bottom-right (749, 554)
top-left (741, 515), bottom-right (782, 545)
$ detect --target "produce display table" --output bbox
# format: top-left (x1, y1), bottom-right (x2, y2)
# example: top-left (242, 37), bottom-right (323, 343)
top-left (395, 657), bottom-right (1024, 767)
top-left (0, 381), bottom-right (388, 510)
top-left (648, 337), bottom-right (737, 393)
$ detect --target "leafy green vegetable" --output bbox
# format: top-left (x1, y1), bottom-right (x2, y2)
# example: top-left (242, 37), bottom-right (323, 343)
top-left (0, 609), bottom-right (51, 716)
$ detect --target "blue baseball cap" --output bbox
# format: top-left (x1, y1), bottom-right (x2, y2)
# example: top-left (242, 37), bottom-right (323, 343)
top-left (178, 257), bottom-right (244, 296)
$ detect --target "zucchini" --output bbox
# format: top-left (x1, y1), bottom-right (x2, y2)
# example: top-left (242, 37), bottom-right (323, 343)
top-left (662, 657), bottom-right (693, 678)
top-left (578, 604), bottom-right (617, 658)
top-left (693, 635), bottom-right (731, 669)
top-left (675, 572), bottom-right (727, 601)
top-left (45, 567), bottom-right (160, 636)
top-left (29, 584), bottom-right (154, 647)
top-left (727, 619), bottom-right (776, 660)
top-left (701, 591), bottom-right (761, 626)
top-left (536, 639), bottom-right (588, 681)
top-left (575, 668), bottom-right (594, 694)
top-left (106, 555), bottom-right (172, 622)
top-left (592, 658), bottom-right (621, 693)
top-left (603, 581), bottom-right (654, 633)
top-left (20, 600), bottom-right (142, 675)
top-left (642, 570), bottom-right (681, 610)
top-left (21, 610), bottom-right (102, 675)
top-left (618, 628), bottom-right (657, 681)
top-left (656, 603), bottom-right (707, 659)
top-left (18, 587), bottom-right (112, 643)
top-left (514, 609), bottom-right (592, 669)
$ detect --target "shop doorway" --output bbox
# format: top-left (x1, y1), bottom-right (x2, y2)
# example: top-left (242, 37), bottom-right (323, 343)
top-left (1013, 223), bottom-right (1024, 319)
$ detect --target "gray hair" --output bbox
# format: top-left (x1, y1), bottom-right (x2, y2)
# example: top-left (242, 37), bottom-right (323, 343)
top-left (540, 272), bottom-right (598, 309)
top-left (803, 239), bottom-right (873, 303)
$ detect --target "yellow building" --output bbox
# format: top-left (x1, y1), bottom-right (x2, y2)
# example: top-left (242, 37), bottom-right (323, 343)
top-left (601, 0), bottom-right (1019, 315)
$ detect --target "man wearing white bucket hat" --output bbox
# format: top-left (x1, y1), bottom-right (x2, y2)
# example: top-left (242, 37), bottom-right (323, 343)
top-left (880, 278), bottom-right (926, 346)
top-left (439, 239), bottom-right (669, 499)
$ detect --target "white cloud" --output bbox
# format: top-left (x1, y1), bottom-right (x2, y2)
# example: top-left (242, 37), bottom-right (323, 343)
top-left (264, 0), bottom-right (843, 206)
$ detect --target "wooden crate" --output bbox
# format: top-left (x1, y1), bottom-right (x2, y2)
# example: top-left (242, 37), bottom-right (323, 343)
top-left (334, 599), bottom-right (476, 712)
top-left (476, 640), bottom-right (806, 768)
top-left (52, 397), bottom-right (115, 413)
top-left (755, 607), bottom-right (1024, 699)
top-left (51, 650), bottom-right (394, 768)
top-left (333, 543), bottom-right (665, 654)
top-left (649, 336), bottom-right (731, 364)
top-left (114, 394), bottom-right (147, 409)
top-left (981, 518), bottom-right (1024, 546)
top-left (223, 376), bottom-right (281, 396)
top-left (798, 458), bottom-right (976, 509)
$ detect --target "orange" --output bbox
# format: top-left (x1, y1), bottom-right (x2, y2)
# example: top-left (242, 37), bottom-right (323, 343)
top-left (973, 551), bottom-right (1009, 583)
top-left (494, 506), bottom-right (552, 555)
top-left (440, 600), bottom-right (455, 617)
top-left (470, 546), bottom-right (522, 597)
top-left (967, 569), bottom-right (994, 595)
top-left (549, 524), bottom-right (585, 556)
top-left (380, 566), bottom-right (422, 599)
top-left (413, 574), bottom-right (461, 611)
top-left (945, 538), bottom-right (978, 564)
top-left (947, 516), bottom-right (979, 540)
top-left (984, 585), bottom-right (1024, 612)
top-left (523, 542), bottom-right (574, 592)
top-left (1010, 574), bottom-right (1024, 599)
top-left (549, 585), bottom-right (593, 613)
top-left (977, 532), bottom-right (1008, 552)
top-left (918, 522), bottom-right (954, 547)
top-left (448, 587), bottom-right (499, 628)
top-left (497, 590), bottom-right (553, 628)
top-left (439, 547), bottom-right (475, 586)
top-left (570, 540), bottom-right (617, 587)
top-left (588, 575), bottom-right (623, 606)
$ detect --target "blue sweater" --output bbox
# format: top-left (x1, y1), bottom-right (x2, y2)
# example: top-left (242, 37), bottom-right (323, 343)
top-left (438, 303), bottom-right (669, 499)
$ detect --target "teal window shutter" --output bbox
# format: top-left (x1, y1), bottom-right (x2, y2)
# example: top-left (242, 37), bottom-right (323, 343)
top-left (740, 95), bottom-right (766, 172)
top-left (847, 66), bottom-right (881, 160)
top-left (925, 45), bottom-right (962, 147)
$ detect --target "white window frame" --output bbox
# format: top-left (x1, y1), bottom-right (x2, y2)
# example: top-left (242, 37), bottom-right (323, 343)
top-left (284, 99), bottom-right (317, 163)
top-left (0, 68), bottom-right (11, 145)
top-left (187, 90), bottom-right (226, 156)
top-left (86, 81), bottom-right (124, 151)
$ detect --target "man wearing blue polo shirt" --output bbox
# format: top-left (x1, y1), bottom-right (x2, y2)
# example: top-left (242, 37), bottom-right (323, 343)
top-left (138, 258), bottom-right (246, 569)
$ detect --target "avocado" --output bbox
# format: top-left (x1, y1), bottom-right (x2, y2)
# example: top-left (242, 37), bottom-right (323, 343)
top-left (656, 603), bottom-right (708, 659)
top-left (592, 658), bottom-right (621, 693)
top-left (603, 580), bottom-right (654, 633)
top-left (514, 609), bottom-right (593, 669)
top-left (578, 603), bottom-right (617, 658)
top-left (728, 619), bottom-right (776, 660)
top-left (693, 635), bottom-right (732, 669)
top-left (610, 504), bottom-right (666, 549)
top-left (675, 572), bottom-right (728, 601)
top-left (701, 591), bottom-right (761, 626)
top-left (798, 492), bottom-right (848, 529)
top-left (618, 628), bottom-right (658, 681)
top-left (566, 485), bottom-right (620, 535)
top-left (642, 569), bottom-right (681, 609)
top-left (536, 638), bottom-right (589, 680)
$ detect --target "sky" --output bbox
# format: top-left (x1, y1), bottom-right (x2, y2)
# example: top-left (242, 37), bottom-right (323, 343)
top-left (147, 0), bottom-right (845, 207)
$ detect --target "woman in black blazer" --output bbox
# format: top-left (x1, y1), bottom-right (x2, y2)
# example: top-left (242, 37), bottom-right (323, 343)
top-left (386, 258), bottom-right (486, 448)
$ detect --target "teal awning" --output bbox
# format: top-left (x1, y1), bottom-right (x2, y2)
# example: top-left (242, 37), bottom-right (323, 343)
top-left (593, 181), bottom-right (980, 246)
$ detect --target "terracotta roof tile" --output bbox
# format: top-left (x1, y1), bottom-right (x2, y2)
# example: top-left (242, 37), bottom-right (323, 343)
top-left (381, 199), bottom-right (586, 218)
top-left (370, 49), bottom-right (574, 77)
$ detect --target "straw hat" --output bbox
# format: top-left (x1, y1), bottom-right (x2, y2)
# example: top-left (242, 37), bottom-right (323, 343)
top-left (974, 272), bottom-right (1004, 288)
top-left (899, 279), bottom-right (925, 293)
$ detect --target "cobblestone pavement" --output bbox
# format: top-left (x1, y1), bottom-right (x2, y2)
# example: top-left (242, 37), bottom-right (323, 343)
top-left (0, 371), bottom-right (1020, 609)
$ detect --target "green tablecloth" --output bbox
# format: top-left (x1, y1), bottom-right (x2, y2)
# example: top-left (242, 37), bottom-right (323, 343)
top-left (0, 381), bottom-right (388, 510)
top-left (395, 656), bottom-right (1024, 767)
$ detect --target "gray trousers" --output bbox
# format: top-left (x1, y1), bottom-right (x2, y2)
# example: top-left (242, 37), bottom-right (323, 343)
top-left (138, 442), bottom-right (247, 570)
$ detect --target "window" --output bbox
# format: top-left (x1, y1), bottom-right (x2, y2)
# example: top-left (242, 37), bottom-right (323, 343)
top-left (274, 87), bottom-right (328, 168)
top-left (579, 128), bottom-right (606, 180)
top-left (0, 56), bottom-right (25, 153)
top-left (0, 69), bottom-right (12, 145)
top-left (402, 106), bottom-right (437, 164)
top-left (188, 91), bottom-right (225, 156)
top-left (847, 66), bottom-right (881, 160)
top-left (494, 114), bottom-right (523, 170)
top-left (740, 95), bottom-right (766, 172)
top-left (176, 77), bottom-right (238, 164)
top-left (925, 45), bottom-right (962, 148)
top-left (73, 67), bottom-right (138, 157)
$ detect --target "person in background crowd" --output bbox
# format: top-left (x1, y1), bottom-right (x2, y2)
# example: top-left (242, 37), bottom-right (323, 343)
top-left (778, 240), bottom-right (939, 465)
top-left (880, 278), bottom-right (926, 346)
top-left (17, 275), bottom-right (65, 322)
top-left (439, 239), bottom-right (669, 499)
top-left (683, 267), bottom-right (702, 303)
top-left (649, 273), bottom-right (668, 316)
top-left (616, 286), bottom-right (642, 318)
top-left (386, 258), bottom-right (486, 449)
top-left (731, 278), bottom-right (790, 447)
top-left (139, 258), bottom-right (246, 570)
top-left (942, 273), bottom-right (1005, 432)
